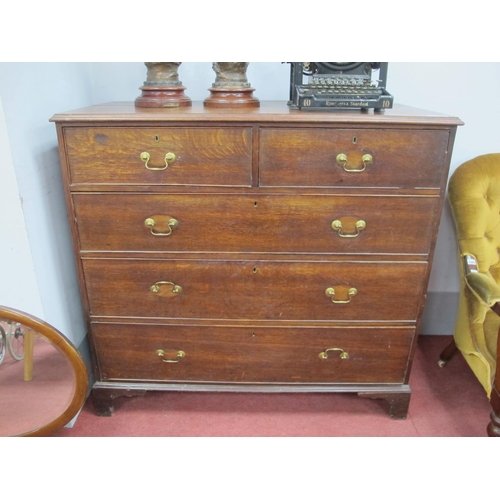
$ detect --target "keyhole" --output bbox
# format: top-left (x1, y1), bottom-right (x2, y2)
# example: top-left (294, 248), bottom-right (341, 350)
top-left (254, 201), bottom-right (258, 208)
top-left (251, 332), bottom-right (256, 338)
top-left (154, 135), bottom-right (159, 142)
top-left (253, 267), bottom-right (257, 273)
top-left (352, 136), bottom-right (357, 144)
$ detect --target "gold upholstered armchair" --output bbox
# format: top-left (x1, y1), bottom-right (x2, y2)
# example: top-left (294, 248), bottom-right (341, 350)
top-left (439, 153), bottom-right (500, 436)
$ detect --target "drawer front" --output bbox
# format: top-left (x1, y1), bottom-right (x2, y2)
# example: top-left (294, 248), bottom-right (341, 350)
top-left (64, 127), bottom-right (253, 187)
top-left (92, 323), bottom-right (414, 384)
top-left (83, 259), bottom-right (426, 321)
top-left (259, 128), bottom-right (449, 188)
top-left (73, 193), bottom-right (438, 255)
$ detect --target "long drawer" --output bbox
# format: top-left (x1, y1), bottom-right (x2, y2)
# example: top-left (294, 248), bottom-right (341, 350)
top-left (92, 323), bottom-right (414, 384)
top-left (259, 128), bottom-right (450, 188)
top-left (82, 258), bottom-right (427, 321)
top-left (73, 193), bottom-right (438, 255)
top-left (64, 127), bottom-right (253, 187)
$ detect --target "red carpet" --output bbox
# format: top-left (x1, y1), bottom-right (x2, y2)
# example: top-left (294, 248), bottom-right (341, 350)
top-left (0, 335), bottom-right (75, 436)
top-left (54, 335), bottom-right (493, 437)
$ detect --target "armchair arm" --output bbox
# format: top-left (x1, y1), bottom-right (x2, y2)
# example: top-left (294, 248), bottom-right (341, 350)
top-left (466, 271), bottom-right (500, 309)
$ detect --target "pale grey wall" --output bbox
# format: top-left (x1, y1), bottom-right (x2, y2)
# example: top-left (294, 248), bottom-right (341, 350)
top-left (0, 94), bottom-right (43, 317)
top-left (1, 62), bottom-right (499, 340)
top-left (0, 63), bottom-right (94, 346)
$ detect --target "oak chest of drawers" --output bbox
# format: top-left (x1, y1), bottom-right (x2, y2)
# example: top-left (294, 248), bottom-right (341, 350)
top-left (51, 101), bottom-right (463, 418)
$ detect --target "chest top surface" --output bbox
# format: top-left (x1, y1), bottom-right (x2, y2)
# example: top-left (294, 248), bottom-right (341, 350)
top-left (51, 101), bottom-right (464, 127)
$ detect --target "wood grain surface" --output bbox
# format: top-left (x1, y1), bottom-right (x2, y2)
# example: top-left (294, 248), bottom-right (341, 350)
top-left (82, 258), bottom-right (426, 321)
top-left (92, 322), bottom-right (414, 384)
top-left (65, 126), bottom-right (253, 186)
top-left (259, 128), bottom-right (450, 188)
top-left (73, 193), bottom-right (439, 255)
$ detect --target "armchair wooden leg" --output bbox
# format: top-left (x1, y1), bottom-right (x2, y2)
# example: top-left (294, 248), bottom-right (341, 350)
top-left (487, 386), bottom-right (500, 437)
top-left (487, 304), bottom-right (500, 436)
top-left (438, 339), bottom-right (458, 367)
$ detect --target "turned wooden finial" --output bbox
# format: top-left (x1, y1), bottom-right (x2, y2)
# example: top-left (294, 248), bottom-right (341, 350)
top-left (135, 62), bottom-right (192, 108)
top-left (204, 62), bottom-right (259, 108)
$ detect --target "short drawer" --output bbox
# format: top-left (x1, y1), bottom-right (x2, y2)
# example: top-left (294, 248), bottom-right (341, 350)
top-left (64, 126), bottom-right (253, 187)
top-left (92, 323), bottom-right (414, 384)
top-left (73, 193), bottom-right (438, 255)
top-left (259, 127), bottom-right (449, 188)
top-left (82, 258), bottom-right (427, 321)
